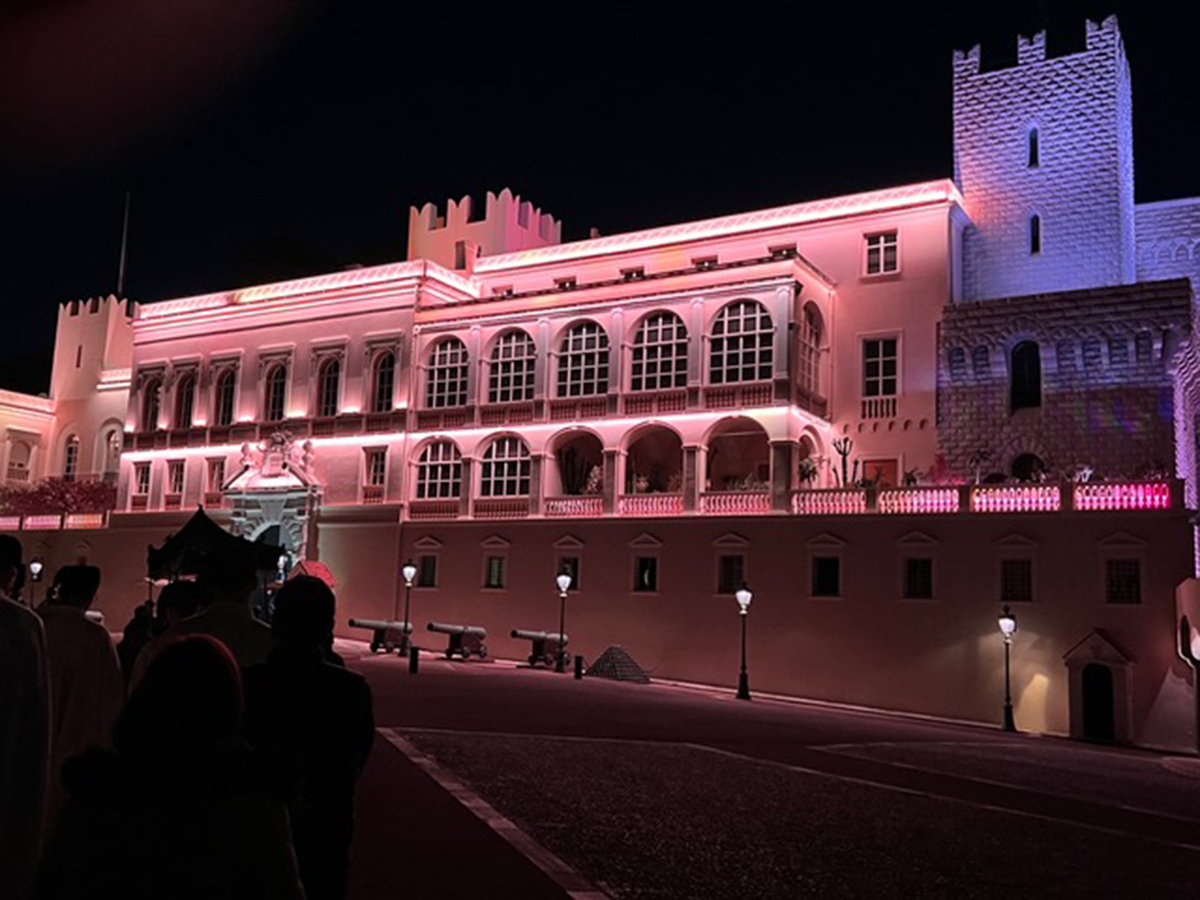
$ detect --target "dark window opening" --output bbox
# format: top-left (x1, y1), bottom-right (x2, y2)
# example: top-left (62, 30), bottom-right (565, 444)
top-left (484, 555), bottom-right (507, 589)
top-left (1000, 558), bottom-right (1033, 602)
top-left (1010, 341), bottom-right (1041, 411)
top-left (417, 555), bottom-right (438, 588)
top-left (558, 555), bottom-right (581, 591)
top-left (812, 556), bottom-right (841, 597)
top-left (717, 554), bottom-right (746, 595)
top-left (1105, 559), bottom-right (1141, 604)
top-left (1028, 127), bottom-right (1040, 167)
top-left (1011, 453), bottom-right (1045, 483)
top-left (1030, 214), bottom-right (1042, 254)
top-left (634, 556), bottom-right (658, 592)
top-left (903, 558), bottom-right (933, 600)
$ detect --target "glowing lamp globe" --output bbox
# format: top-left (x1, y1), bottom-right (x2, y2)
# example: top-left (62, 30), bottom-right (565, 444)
top-left (735, 585), bottom-right (753, 614)
top-left (29, 558), bottom-right (44, 581)
top-left (401, 560), bottom-right (418, 587)
top-left (556, 571), bottom-right (573, 595)
top-left (998, 606), bottom-right (1018, 639)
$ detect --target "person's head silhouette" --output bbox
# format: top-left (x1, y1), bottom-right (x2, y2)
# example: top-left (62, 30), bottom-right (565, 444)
top-left (271, 575), bottom-right (335, 651)
top-left (196, 548), bottom-right (257, 606)
top-left (50, 565), bottom-right (101, 609)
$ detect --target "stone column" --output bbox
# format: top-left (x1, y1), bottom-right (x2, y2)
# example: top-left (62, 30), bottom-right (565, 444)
top-left (529, 453), bottom-right (544, 515)
top-left (459, 457), bottom-right (474, 518)
top-left (603, 449), bottom-right (622, 514)
top-left (770, 439), bottom-right (798, 511)
top-left (683, 445), bottom-right (701, 512)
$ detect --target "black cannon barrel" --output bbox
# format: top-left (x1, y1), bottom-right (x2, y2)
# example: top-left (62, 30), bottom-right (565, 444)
top-left (510, 628), bottom-right (568, 645)
top-left (348, 618), bottom-right (412, 634)
top-left (427, 621), bottom-right (487, 639)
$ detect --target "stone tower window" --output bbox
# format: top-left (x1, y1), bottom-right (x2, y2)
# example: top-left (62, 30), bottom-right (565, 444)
top-left (1010, 342), bottom-right (1041, 411)
top-left (1029, 214), bottom-right (1042, 254)
top-left (1028, 127), bottom-right (1040, 168)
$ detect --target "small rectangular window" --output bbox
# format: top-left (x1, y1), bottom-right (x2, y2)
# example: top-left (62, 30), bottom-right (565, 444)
top-left (717, 554), bottom-right (746, 595)
top-left (1000, 559), bottom-right (1033, 603)
top-left (417, 555), bottom-right (438, 588)
top-left (207, 458), bottom-right (225, 492)
top-left (633, 556), bottom-right (658, 593)
top-left (863, 338), bottom-right (899, 398)
top-left (1030, 215), bottom-right (1042, 255)
top-left (167, 461), bottom-right (185, 495)
top-left (134, 463), bottom-right (151, 496)
top-left (865, 232), bottom-right (898, 275)
top-left (365, 448), bottom-right (387, 487)
top-left (903, 558), bottom-right (933, 600)
top-left (1105, 559), bottom-right (1141, 605)
top-left (812, 556), bottom-right (841, 597)
top-left (557, 555), bottom-right (581, 591)
top-left (1028, 127), bottom-right (1040, 168)
top-left (484, 555), bottom-right (507, 589)
top-left (1107, 337), bottom-right (1128, 366)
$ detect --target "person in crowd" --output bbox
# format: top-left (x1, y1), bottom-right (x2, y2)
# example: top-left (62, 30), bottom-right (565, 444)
top-left (36, 635), bottom-right (304, 900)
top-left (116, 602), bottom-right (155, 684)
top-left (38, 566), bottom-right (123, 821)
top-left (134, 548), bottom-right (271, 681)
top-left (244, 576), bottom-right (374, 900)
top-left (0, 536), bottom-right (50, 900)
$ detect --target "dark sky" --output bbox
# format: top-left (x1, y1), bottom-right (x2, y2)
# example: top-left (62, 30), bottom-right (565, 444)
top-left (0, 1), bottom-right (1196, 392)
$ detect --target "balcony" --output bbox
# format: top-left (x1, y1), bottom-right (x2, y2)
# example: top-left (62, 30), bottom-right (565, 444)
top-left (703, 383), bottom-right (773, 410)
top-left (362, 484), bottom-right (385, 505)
top-left (794, 385), bottom-right (829, 418)
top-left (408, 499), bottom-right (459, 520)
top-left (474, 497), bottom-right (530, 519)
top-left (1073, 481), bottom-right (1172, 511)
top-left (876, 486), bottom-right (961, 514)
top-left (549, 397), bottom-right (607, 421)
top-left (861, 396), bottom-right (897, 419)
top-left (164, 493), bottom-right (182, 511)
top-left (699, 490), bottom-right (771, 515)
top-left (6, 464), bottom-right (29, 483)
top-left (480, 402), bottom-right (536, 426)
top-left (544, 495), bottom-right (604, 517)
top-left (971, 484), bottom-right (1061, 513)
top-left (416, 408), bottom-right (472, 431)
top-left (203, 491), bottom-right (225, 509)
top-left (622, 390), bottom-right (687, 417)
top-left (793, 489), bottom-right (869, 515)
top-left (618, 493), bottom-right (684, 516)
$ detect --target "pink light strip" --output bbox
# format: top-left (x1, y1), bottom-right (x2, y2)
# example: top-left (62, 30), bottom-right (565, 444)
top-left (876, 487), bottom-right (961, 514)
top-left (970, 485), bottom-right (1061, 513)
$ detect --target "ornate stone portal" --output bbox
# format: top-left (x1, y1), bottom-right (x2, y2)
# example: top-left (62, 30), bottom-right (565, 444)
top-left (223, 430), bottom-right (321, 558)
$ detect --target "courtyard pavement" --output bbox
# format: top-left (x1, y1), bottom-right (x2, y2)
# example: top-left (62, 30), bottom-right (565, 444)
top-left (341, 642), bottom-right (1200, 899)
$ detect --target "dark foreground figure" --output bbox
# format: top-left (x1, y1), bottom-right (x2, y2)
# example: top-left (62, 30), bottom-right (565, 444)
top-left (37, 636), bottom-right (304, 900)
top-left (245, 575), bottom-right (374, 900)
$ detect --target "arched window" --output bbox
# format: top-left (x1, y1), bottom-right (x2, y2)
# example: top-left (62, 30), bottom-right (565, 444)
top-left (213, 369), bottom-right (236, 427)
top-left (1108, 336), bottom-right (1129, 366)
top-left (141, 377), bottom-right (162, 431)
top-left (371, 351), bottom-right (396, 414)
top-left (8, 440), bottom-right (31, 482)
top-left (416, 441), bottom-right (462, 499)
top-left (102, 429), bottom-right (121, 482)
top-left (480, 437), bottom-right (530, 497)
top-left (63, 435), bottom-right (80, 481)
top-left (1010, 341), bottom-right (1041, 411)
top-left (1011, 453), bottom-right (1045, 483)
top-left (1030, 214), bottom-right (1042, 254)
top-left (631, 312), bottom-right (688, 392)
top-left (557, 322), bottom-right (609, 397)
top-left (1055, 340), bottom-right (1075, 373)
top-left (710, 300), bottom-right (773, 385)
top-left (797, 305), bottom-right (822, 397)
top-left (1083, 337), bottom-right (1103, 369)
top-left (972, 346), bottom-right (991, 378)
top-left (1028, 126), bottom-right (1040, 168)
top-left (947, 348), bottom-right (967, 381)
top-left (488, 330), bottom-right (536, 403)
top-left (174, 372), bottom-right (195, 429)
top-left (316, 357), bottom-right (341, 418)
top-left (425, 338), bottom-right (469, 409)
top-left (264, 363), bottom-right (287, 423)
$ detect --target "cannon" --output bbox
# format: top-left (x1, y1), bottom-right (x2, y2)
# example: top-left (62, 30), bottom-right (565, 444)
top-left (347, 618), bottom-right (413, 654)
top-left (427, 621), bottom-right (488, 660)
top-left (510, 628), bottom-right (569, 668)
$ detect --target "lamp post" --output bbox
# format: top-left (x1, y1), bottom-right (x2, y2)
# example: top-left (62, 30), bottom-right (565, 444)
top-left (28, 557), bottom-right (44, 608)
top-left (735, 584), bottom-right (752, 700)
top-left (555, 569), bottom-right (572, 673)
top-left (998, 605), bottom-right (1018, 732)
top-left (400, 559), bottom-right (417, 658)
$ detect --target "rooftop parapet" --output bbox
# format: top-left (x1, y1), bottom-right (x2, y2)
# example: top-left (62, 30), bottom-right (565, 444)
top-left (407, 188), bottom-right (562, 270)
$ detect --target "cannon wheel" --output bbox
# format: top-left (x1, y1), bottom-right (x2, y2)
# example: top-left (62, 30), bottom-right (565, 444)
top-left (369, 641), bottom-right (380, 653)
top-left (477, 645), bottom-right (488, 659)
top-left (444, 647), bottom-right (455, 660)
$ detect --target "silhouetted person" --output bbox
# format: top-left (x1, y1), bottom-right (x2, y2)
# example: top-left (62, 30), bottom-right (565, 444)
top-left (38, 566), bottom-right (123, 822)
top-left (116, 603), bottom-right (155, 685)
top-left (244, 576), bottom-right (373, 900)
top-left (0, 536), bottom-right (49, 900)
top-left (36, 636), bottom-right (304, 900)
top-left (134, 549), bottom-right (271, 682)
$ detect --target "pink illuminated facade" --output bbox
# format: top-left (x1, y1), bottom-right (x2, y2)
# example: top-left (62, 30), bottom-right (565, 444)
top-left (8, 16), bottom-right (1200, 750)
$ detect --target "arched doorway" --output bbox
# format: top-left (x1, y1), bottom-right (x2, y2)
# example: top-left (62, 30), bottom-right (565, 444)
top-left (551, 431), bottom-right (603, 496)
top-left (1011, 453), bottom-right (1045, 483)
top-left (1082, 663), bottom-right (1116, 742)
top-left (705, 418), bottom-right (769, 492)
top-left (625, 426), bottom-right (683, 494)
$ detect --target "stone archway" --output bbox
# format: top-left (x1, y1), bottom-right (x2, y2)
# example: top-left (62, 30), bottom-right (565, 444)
top-left (1064, 629), bottom-right (1134, 744)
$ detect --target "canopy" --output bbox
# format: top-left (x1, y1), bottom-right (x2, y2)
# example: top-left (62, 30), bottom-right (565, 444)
top-left (146, 507), bottom-right (283, 580)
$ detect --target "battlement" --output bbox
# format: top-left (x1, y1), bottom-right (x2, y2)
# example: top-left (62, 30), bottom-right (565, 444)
top-left (953, 15), bottom-right (1123, 79)
top-left (407, 188), bottom-right (562, 271)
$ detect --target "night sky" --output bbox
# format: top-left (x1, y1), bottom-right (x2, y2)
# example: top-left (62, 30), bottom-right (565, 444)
top-left (0, 1), bottom-right (1196, 393)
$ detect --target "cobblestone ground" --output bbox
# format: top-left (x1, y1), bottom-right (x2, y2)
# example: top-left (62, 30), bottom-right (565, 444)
top-left (403, 729), bottom-right (1200, 900)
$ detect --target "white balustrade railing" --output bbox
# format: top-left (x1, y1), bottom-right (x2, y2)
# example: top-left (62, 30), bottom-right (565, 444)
top-left (970, 484), bottom-right (1061, 513)
top-left (1072, 481), bottom-right (1171, 511)
top-left (793, 489), bottom-right (868, 515)
top-left (699, 491), bottom-right (771, 514)
top-left (544, 496), bottom-right (603, 517)
top-left (876, 487), bottom-right (961, 514)
top-left (618, 493), bottom-right (684, 516)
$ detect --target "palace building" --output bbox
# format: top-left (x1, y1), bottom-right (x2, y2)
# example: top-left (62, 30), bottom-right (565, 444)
top-left (8, 16), bottom-right (1200, 749)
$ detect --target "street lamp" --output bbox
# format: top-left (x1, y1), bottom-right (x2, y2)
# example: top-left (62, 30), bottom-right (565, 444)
top-left (998, 605), bottom-right (1018, 732)
top-left (555, 569), bottom-right (572, 672)
top-left (28, 557), bottom-right (44, 608)
top-left (400, 559), bottom-right (418, 658)
top-left (735, 584), bottom-right (752, 701)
